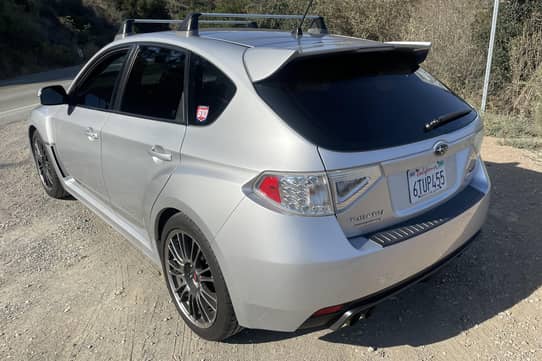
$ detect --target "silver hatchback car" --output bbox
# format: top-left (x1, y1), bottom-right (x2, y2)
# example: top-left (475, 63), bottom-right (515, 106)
top-left (28, 13), bottom-right (490, 341)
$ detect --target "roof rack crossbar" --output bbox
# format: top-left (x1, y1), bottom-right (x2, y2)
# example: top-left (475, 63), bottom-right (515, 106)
top-left (117, 12), bottom-right (327, 39)
top-left (199, 20), bottom-right (258, 28)
top-left (199, 13), bottom-right (321, 20)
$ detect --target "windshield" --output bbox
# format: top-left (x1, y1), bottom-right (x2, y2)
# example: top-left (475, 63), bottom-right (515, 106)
top-left (254, 50), bottom-right (475, 152)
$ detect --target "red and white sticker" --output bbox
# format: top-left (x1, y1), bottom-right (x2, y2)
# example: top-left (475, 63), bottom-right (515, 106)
top-left (196, 105), bottom-right (209, 122)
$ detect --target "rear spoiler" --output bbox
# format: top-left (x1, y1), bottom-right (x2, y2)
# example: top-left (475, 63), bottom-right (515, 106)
top-left (244, 41), bottom-right (431, 82)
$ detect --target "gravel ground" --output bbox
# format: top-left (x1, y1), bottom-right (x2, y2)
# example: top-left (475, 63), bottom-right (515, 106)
top-left (0, 98), bottom-right (541, 360)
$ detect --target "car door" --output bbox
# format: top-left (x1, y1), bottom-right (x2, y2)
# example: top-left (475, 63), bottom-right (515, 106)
top-left (54, 47), bottom-right (131, 199)
top-left (101, 45), bottom-right (187, 230)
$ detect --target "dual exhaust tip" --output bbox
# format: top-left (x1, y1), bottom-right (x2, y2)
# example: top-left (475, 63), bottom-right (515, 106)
top-left (329, 306), bottom-right (374, 331)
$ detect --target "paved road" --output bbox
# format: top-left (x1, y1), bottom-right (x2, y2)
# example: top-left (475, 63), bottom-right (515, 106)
top-left (0, 69), bottom-right (541, 361)
top-left (0, 66), bottom-right (78, 127)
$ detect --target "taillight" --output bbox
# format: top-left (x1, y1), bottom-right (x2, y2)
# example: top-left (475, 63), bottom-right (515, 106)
top-left (247, 166), bottom-right (382, 216)
top-left (465, 129), bottom-right (484, 178)
top-left (251, 172), bottom-right (334, 216)
top-left (327, 165), bottom-right (382, 212)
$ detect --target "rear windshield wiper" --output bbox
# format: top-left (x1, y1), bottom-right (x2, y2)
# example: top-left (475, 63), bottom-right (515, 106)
top-left (424, 109), bottom-right (472, 132)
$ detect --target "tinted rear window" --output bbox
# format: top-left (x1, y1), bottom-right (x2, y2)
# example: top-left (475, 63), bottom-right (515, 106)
top-left (254, 51), bottom-right (475, 151)
top-left (188, 54), bottom-right (236, 125)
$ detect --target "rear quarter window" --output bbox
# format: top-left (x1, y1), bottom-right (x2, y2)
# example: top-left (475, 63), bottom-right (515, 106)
top-left (254, 50), bottom-right (475, 152)
top-left (188, 54), bottom-right (236, 125)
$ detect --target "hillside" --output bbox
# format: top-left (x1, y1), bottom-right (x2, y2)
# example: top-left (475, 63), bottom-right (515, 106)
top-left (0, 0), bottom-right (540, 147)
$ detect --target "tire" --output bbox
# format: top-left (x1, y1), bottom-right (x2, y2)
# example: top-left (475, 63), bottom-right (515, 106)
top-left (31, 131), bottom-right (68, 199)
top-left (160, 213), bottom-right (242, 341)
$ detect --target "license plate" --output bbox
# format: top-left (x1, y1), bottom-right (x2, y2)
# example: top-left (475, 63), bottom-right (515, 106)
top-left (407, 160), bottom-right (447, 204)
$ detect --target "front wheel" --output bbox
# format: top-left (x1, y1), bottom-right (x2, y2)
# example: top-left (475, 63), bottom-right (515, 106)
top-left (161, 213), bottom-right (241, 341)
top-left (31, 131), bottom-right (68, 199)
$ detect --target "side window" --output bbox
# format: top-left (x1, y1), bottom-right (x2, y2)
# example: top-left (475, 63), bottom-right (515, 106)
top-left (121, 46), bottom-right (186, 121)
top-left (189, 54), bottom-right (236, 125)
top-left (73, 50), bottom-right (129, 110)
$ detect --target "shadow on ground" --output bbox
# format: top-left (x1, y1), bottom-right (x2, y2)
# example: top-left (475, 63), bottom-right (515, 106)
top-left (228, 161), bottom-right (542, 346)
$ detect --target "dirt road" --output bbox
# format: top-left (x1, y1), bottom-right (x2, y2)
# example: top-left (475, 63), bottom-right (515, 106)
top-left (0, 70), bottom-right (541, 361)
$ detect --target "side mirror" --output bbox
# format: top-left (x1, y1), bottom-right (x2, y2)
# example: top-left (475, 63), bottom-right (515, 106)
top-left (38, 85), bottom-right (68, 105)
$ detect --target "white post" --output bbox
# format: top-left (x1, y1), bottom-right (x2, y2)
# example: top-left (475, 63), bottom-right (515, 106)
top-left (481, 0), bottom-right (500, 113)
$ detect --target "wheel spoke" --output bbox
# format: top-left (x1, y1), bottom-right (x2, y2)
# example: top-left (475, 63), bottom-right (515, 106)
top-left (179, 285), bottom-right (189, 300)
top-left (172, 234), bottom-right (183, 262)
top-left (33, 140), bottom-right (55, 189)
top-left (168, 259), bottom-right (184, 275)
top-left (168, 242), bottom-right (184, 267)
top-left (196, 294), bottom-right (212, 322)
top-left (201, 292), bottom-right (217, 312)
top-left (34, 143), bottom-right (42, 158)
top-left (180, 233), bottom-right (191, 262)
top-left (195, 295), bottom-right (204, 321)
top-left (199, 275), bottom-right (214, 283)
top-left (193, 245), bottom-right (201, 264)
top-left (190, 294), bottom-right (198, 317)
top-left (200, 287), bottom-right (217, 311)
top-left (174, 278), bottom-right (187, 292)
top-left (189, 238), bottom-right (198, 263)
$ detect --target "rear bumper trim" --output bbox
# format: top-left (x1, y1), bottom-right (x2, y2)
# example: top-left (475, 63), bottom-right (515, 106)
top-left (366, 186), bottom-right (484, 247)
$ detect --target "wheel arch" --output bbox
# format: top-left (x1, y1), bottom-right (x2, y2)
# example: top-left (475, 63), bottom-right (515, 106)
top-left (151, 199), bottom-right (218, 260)
top-left (28, 125), bottom-right (37, 141)
top-left (154, 207), bottom-right (181, 257)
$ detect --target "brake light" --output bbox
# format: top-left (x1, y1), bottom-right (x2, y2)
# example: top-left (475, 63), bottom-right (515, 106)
top-left (258, 175), bottom-right (281, 203)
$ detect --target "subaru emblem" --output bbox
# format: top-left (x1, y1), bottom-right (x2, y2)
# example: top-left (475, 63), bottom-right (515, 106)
top-left (433, 141), bottom-right (449, 157)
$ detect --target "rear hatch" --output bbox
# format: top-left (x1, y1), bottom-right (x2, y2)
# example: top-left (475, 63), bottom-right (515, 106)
top-left (254, 49), bottom-right (482, 238)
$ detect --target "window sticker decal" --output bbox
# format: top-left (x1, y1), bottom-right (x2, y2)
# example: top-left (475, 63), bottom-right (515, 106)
top-left (196, 105), bottom-right (209, 122)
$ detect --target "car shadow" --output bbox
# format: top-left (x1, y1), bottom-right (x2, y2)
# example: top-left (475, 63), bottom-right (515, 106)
top-left (227, 161), bottom-right (542, 346)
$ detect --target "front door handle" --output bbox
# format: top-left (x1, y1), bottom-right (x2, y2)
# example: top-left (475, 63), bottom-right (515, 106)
top-left (148, 145), bottom-right (172, 161)
top-left (84, 127), bottom-right (99, 141)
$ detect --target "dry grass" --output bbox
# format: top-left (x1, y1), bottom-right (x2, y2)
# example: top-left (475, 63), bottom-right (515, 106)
top-left (483, 112), bottom-right (542, 150)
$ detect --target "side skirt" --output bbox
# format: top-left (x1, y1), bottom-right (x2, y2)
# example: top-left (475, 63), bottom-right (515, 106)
top-left (62, 177), bottom-right (161, 267)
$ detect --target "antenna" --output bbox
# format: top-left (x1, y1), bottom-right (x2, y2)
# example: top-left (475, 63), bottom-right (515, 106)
top-left (294, 0), bottom-right (315, 38)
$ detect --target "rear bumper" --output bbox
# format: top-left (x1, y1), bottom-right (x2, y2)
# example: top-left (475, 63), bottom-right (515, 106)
top-left (304, 230), bottom-right (479, 331)
top-left (214, 162), bottom-right (490, 332)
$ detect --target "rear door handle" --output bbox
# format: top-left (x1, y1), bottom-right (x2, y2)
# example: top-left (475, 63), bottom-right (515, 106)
top-left (84, 127), bottom-right (99, 141)
top-left (148, 145), bottom-right (172, 161)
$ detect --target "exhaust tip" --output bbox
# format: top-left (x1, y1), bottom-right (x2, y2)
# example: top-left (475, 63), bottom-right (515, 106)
top-left (331, 306), bottom-right (375, 331)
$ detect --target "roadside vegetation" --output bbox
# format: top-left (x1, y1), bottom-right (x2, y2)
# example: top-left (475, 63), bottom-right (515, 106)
top-left (1, 0), bottom-right (541, 149)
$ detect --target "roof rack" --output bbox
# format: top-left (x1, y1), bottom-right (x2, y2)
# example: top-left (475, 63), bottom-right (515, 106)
top-left (117, 12), bottom-right (328, 39)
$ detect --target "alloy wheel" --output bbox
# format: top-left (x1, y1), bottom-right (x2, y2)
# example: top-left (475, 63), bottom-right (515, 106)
top-left (33, 138), bottom-right (54, 191)
top-left (165, 230), bottom-right (218, 328)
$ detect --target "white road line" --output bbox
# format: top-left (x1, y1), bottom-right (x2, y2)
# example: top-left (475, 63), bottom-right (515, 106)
top-left (0, 103), bottom-right (40, 117)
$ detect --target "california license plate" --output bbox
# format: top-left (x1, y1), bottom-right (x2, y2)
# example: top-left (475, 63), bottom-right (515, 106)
top-left (407, 160), bottom-right (447, 204)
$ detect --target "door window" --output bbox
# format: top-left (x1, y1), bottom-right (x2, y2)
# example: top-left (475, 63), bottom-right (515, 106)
top-left (188, 54), bottom-right (236, 125)
top-left (120, 46), bottom-right (187, 121)
top-left (73, 50), bottom-right (129, 110)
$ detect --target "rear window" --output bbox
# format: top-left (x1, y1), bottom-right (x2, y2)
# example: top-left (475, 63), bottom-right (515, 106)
top-left (254, 51), bottom-right (475, 151)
